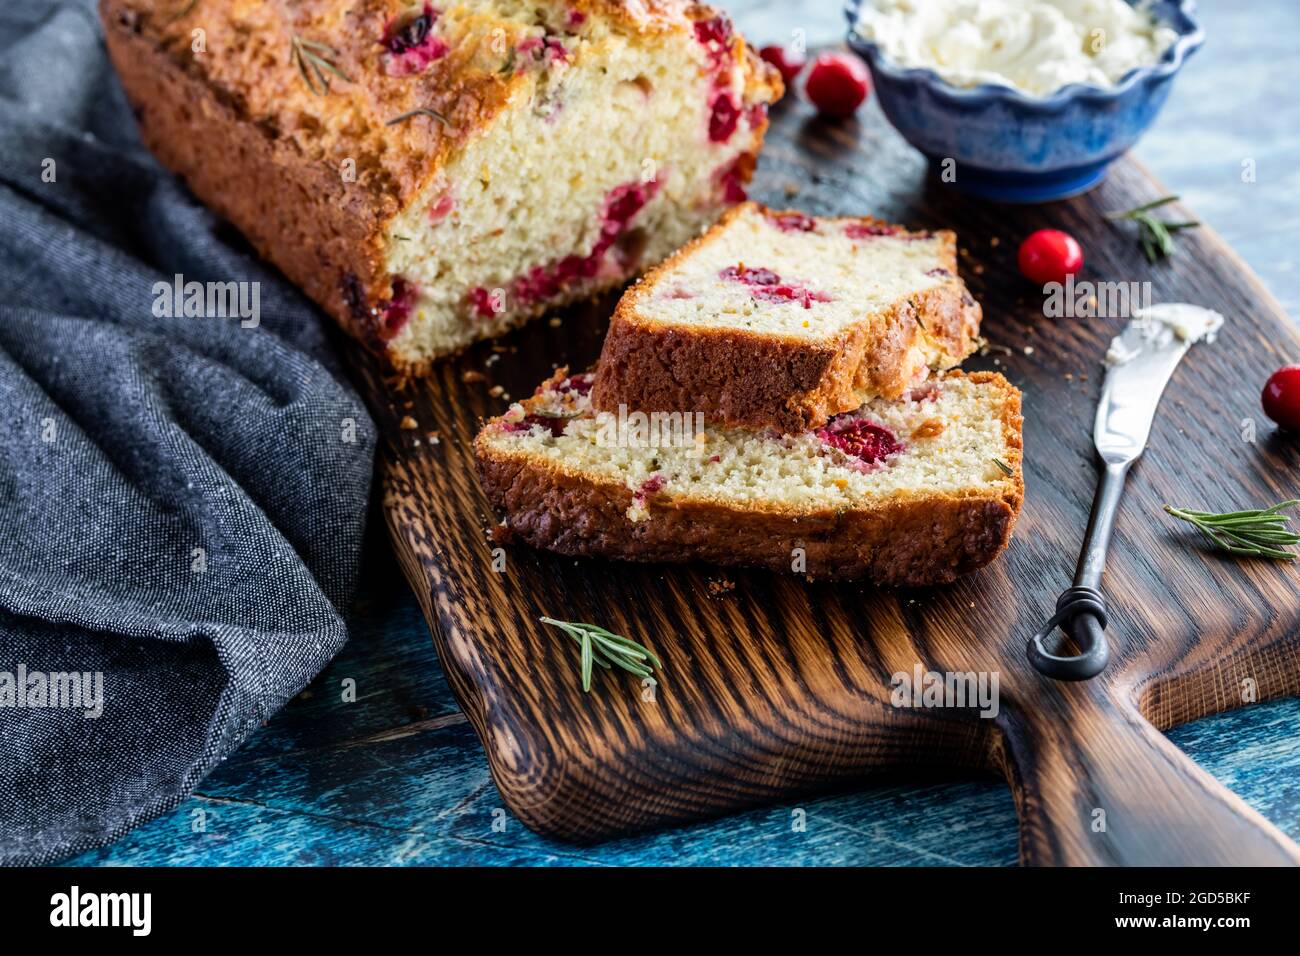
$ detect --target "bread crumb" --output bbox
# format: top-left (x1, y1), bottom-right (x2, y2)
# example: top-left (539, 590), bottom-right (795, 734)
top-left (990, 236), bottom-right (1000, 247)
top-left (548, 317), bottom-right (562, 327)
top-left (489, 385), bottom-right (505, 397)
top-left (462, 369), bottom-right (488, 383)
top-left (400, 415), bottom-right (418, 430)
top-left (707, 577), bottom-right (735, 596)
top-left (426, 431), bottom-right (441, 444)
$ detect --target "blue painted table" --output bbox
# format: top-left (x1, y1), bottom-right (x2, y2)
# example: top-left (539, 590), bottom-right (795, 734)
top-left (71, 0), bottom-right (1300, 866)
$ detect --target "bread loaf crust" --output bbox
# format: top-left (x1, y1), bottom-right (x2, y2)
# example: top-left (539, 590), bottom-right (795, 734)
top-left (99, 0), bottom-right (779, 364)
top-left (590, 203), bottom-right (982, 433)
top-left (476, 371), bottom-right (1024, 586)
top-left (102, 1), bottom-right (387, 345)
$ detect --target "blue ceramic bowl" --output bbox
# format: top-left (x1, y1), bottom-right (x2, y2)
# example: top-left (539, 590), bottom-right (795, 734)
top-left (844, 0), bottom-right (1205, 202)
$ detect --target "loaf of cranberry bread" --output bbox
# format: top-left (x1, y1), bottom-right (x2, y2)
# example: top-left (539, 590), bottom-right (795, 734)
top-left (99, 1), bottom-right (780, 370)
top-left (589, 202), bottom-right (982, 433)
top-left (475, 368), bottom-right (1023, 585)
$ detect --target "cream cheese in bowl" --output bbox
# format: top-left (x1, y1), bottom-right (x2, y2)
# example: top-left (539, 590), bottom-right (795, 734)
top-left (854, 0), bottom-right (1179, 97)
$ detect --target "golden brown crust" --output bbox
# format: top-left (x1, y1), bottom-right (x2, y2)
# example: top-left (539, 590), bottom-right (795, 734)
top-left (475, 371), bottom-right (1024, 586)
top-left (99, 0), bottom-right (780, 363)
top-left (590, 202), bottom-right (982, 433)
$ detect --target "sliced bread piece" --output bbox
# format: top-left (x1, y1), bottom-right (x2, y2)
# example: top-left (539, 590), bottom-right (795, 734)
top-left (589, 202), bottom-right (982, 434)
top-left (475, 368), bottom-right (1023, 585)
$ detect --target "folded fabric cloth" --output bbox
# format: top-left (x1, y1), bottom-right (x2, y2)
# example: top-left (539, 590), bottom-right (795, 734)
top-left (0, 0), bottom-right (375, 864)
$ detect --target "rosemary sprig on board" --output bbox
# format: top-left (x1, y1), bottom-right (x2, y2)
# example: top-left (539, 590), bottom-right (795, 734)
top-left (539, 618), bottom-right (663, 692)
top-left (385, 106), bottom-right (450, 127)
top-left (1106, 195), bottom-right (1199, 263)
top-left (290, 35), bottom-right (351, 96)
top-left (1163, 500), bottom-right (1300, 560)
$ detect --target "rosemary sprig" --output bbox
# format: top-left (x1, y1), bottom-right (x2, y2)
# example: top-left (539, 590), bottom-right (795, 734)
top-left (539, 617), bottom-right (663, 693)
top-left (1106, 195), bottom-right (1199, 263)
top-left (290, 35), bottom-right (351, 96)
top-left (385, 106), bottom-right (450, 127)
top-left (1163, 500), bottom-right (1300, 560)
top-left (992, 457), bottom-right (1013, 477)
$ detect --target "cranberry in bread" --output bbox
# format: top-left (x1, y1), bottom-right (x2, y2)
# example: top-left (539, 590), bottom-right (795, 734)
top-left (100, 1), bottom-right (781, 370)
top-left (475, 368), bottom-right (1023, 585)
top-left (590, 202), bottom-right (983, 433)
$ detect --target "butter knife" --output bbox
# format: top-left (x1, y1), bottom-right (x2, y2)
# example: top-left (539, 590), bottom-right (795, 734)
top-left (1027, 304), bottom-right (1225, 681)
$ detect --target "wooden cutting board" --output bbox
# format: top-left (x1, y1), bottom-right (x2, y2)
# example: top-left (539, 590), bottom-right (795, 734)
top-left (354, 94), bottom-right (1300, 866)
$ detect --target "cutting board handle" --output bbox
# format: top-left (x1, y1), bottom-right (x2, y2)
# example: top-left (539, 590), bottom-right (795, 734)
top-left (997, 685), bottom-right (1300, 866)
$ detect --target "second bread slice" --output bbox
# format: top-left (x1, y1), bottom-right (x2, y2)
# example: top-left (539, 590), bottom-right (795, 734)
top-left (590, 202), bottom-right (982, 433)
top-left (475, 368), bottom-right (1023, 586)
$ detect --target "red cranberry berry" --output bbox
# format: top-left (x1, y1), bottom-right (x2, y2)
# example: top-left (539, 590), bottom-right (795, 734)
top-left (381, 278), bottom-right (417, 338)
top-left (719, 265), bottom-right (830, 309)
top-left (845, 221), bottom-right (900, 239)
top-left (1262, 365), bottom-right (1300, 431)
top-left (708, 94), bottom-right (740, 143)
top-left (805, 52), bottom-right (870, 118)
top-left (759, 44), bottom-right (806, 87)
top-left (1018, 229), bottom-right (1084, 286)
top-left (717, 155), bottom-right (751, 203)
top-left (558, 374), bottom-right (593, 395)
top-left (427, 193), bottom-right (454, 224)
top-left (768, 211), bottom-right (816, 233)
top-left (522, 414), bottom-right (571, 437)
top-left (384, 7), bottom-right (432, 54)
top-left (693, 16), bottom-right (732, 50)
top-left (467, 286), bottom-right (498, 319)
top-left (721, 265), bottom-right (779, 285)
top-left (380, 4), bottom-right (449, 75)
top-left (816, 418), bottom-right (903, 466)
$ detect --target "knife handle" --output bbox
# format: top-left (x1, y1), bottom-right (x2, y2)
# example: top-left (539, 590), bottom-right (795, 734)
top-left (1027, 460), bottom-right (1131, 681)
top-left (1027, 586), bottom-right (1109, 680)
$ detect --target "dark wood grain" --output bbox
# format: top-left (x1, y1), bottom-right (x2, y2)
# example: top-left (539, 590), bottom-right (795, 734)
top-left (354, 93), bottom-right (1300, 866)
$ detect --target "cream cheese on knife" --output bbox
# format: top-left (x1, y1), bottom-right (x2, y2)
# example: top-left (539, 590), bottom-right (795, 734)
top-left (1104, 303), bottom-right (1225, 368)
